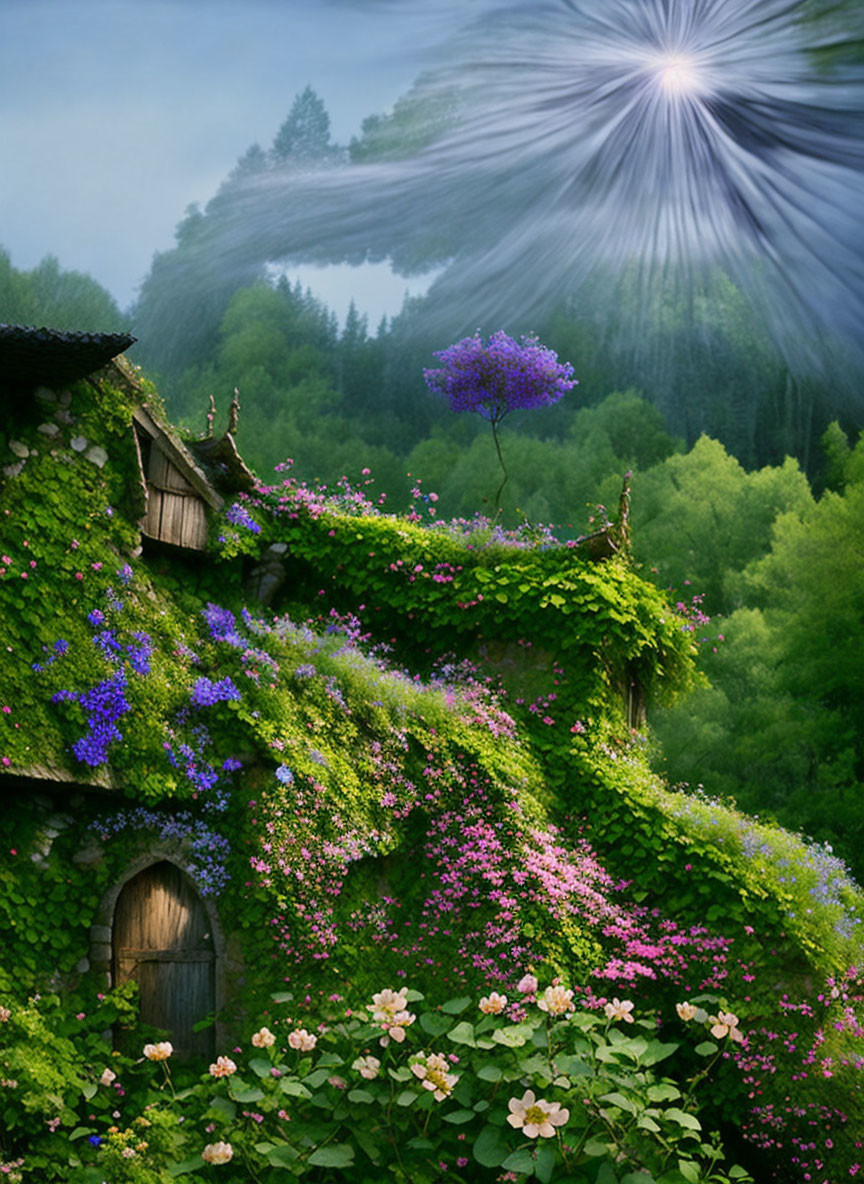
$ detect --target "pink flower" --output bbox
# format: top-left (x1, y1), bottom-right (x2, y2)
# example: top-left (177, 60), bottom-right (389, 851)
top-left (507, 1090), bottom-right (569, 1138)
top-left (708, 1011), bottom-right (744, 1043)
top-left (209, 1056), bottom-right (237, 1078)
top-left (287, 1028), bottom-right (317, 1052)
top-left (604, 998), bottom-right (635, 1023)
top-left (479, 992), bottom-right (507, 1015)
top-left (251, 1027), bottom-right (275, 1048)
top-left (537, 985), bottom-right (574, 1016)
top-left (202, 1142), bottom-right (233, 1165)
top-left (516, 974), bottom-right (538, 995)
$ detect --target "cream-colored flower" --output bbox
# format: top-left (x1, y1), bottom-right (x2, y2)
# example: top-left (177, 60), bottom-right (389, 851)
top-left (378, 1007), bottom-right (416, 1047)
top-left (411, 1052), bottom-right (459, 1101)
top-left (604, 998), bottom-right (635, 1023)
top-left (209, 1056), bottom-right (237, 1078)
top-left (202, 1142), bottom-right (234, 1164)
top-left (251, 1027), bottom-right (275, 1048)
top-left (287, 1028), bottom-right (317, 1052)
top-left (708, 1011), bottom-right (744, 1043)
top-left (0, 1006), bottom-right (10, 1023)
top-left (368, 987), bottom-right (409, 1022)
top-left (479, 992), bottom-right (507, 1015)
top-left (352, 1055), bottom-right (381, 1080)
top-left (142, 1042), bottom-right (173, 1061)
top-left (516, 974), bottom-right (538, 995)
top-left (676, 1002), bottom-right (699, 1022)
top-left (507, 1090), bottom-right (570, 1138)
top-left (99, 1068), bottom-right (117, 1086)
top-left (537, 985), bottom-right (574, 1016)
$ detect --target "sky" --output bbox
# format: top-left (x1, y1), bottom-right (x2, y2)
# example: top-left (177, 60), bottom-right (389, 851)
top-left (0, 0), bottom-right (448, 322)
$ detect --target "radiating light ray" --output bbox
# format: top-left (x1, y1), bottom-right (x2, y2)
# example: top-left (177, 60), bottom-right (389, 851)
top-left (197, 0), bottom-right (864, 374)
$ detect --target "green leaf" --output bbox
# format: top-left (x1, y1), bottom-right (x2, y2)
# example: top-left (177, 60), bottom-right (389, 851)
top-left (448, 1020), bottom-right (477, 1047)
top-left (69, 1127), bottom-right (95, 1141)
top-left (229, 1080), bottom-right (265, 1104)
top-left (476, 1064), bottom-right (503, 1083)
top-left (441, 996), bottom-right (472, 1014)
top-left (637, 1115), bottom-right (661, 1133)
top-left (492, 1022), bottom-right (534, 1048)
top-left (271, 991), bottom-right (294, 1003)
top-left (443, 1109), bottom-right (475, 1125)
top-left (308, 1143), bottom-right (355, 1168)
top-left (303, 1068), bottom-right (331, 1088)
top-left (646, 1083), bottom-right (680, 1102)
top-left (248, 1056), bottom-right (273, 1078)
top-left (81, 1083), bottom-right (97, 1101)
top-left (694, 1041), bottom-right (717, 1057)
top-left (396, 1089), bottom-right (417, 1106)
top-left (728, 1168), bottom-right (751, 1180)
top-left (557, 1053), bottom-right (591, 1077)
top-left (420, 1012), bottom-right (452, 1037)
top-left (406, 1137), bottom-right (435, 1152)
top-left (267, 1145), bottom-right (300, 1167)
top-left (279, 1078), bottom-right (312, 1099)
top-left (355, 1128), bottom-right (383, 1164)
top-left (535, 1143), bottom-right (557, 1184)
top-left (599, 1091), bottom-right (638, 1115)
top-left (596, 1162), bottom-right (619, 1184)
top-left (677, 1161), bottom-right (700, 1183)
top-left (666, 1109), bottom-right (702, 1132)
top-left (502, 1148), bottom-right (536, 1174)
top-left (640, 1040), bottom-right (679, 1066)
top-left (347, 1088), bottom-right (375, 1105)
top-left (209, 1095), bottom-right (237, 1121)
top-left (473, 1124), bottom-right (509, 1168)
top-left (167, 1154), bottom-right (205, 1176)
top-left (583, 1139), bottom-right (611, 1157)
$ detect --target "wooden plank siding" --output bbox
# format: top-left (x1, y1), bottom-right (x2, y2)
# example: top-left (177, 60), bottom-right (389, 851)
top-left (141, 445), bottom-right (209, 550)
top-left (113, 861), bottom-right (215, 1060)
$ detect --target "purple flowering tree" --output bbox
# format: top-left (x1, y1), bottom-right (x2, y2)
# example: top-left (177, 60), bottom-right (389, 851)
top-left (424, 330), bottom-right (576, 512)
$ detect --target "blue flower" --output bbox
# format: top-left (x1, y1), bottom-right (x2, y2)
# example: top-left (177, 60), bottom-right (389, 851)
top-left (88, 1135), bottom-right (102, 1147)
top-left (190, 677), bottom-right (242, 707)
top-left (225, 503), bottom-right (261, 534)
top-left (276, 764), bottom-right (294, 785)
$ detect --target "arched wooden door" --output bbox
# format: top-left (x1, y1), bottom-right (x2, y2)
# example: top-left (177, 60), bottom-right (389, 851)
top-left (113, 861), bottom-right (215, 1060)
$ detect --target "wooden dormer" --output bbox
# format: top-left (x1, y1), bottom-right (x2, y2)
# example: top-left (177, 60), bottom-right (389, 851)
top-left (131, 405), bottom-right (223, 552)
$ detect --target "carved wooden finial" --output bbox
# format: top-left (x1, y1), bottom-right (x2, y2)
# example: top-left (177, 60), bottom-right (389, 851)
top-left (227, 389), bottom-right (240, 436)
top-left (206, 394), bottom-right (216, 438)
top-left (615, 470), bottom-right (632, 555)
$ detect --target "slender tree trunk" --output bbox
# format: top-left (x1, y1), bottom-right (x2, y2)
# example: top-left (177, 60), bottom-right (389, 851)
top-left (491, 419), bottom-right (509, 514)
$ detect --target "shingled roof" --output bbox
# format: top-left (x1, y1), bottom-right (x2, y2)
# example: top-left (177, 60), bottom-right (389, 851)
top-left (0, 323), bottom-right (136, 390)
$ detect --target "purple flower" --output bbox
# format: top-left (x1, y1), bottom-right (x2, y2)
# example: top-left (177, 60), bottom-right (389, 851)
top-left (190, 677), bottom-right (242, 707)
top-left (202, 604), bottom-right (244, 648)
top-left (87, 609), bottom-right (105, 628)
top-left (424, 331), bottom-right (575, 511)
top-left (423, 331), bottom-right (576, 425)
top-left (225, 503), bottom-right (261, 534)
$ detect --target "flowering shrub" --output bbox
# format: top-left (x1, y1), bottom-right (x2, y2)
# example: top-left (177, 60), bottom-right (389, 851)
top-left (0, 982), bottom-right (754, 1183)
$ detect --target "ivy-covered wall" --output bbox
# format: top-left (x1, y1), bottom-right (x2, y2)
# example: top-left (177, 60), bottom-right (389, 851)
top-left (3, 358), bottom-right (864, 1180)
